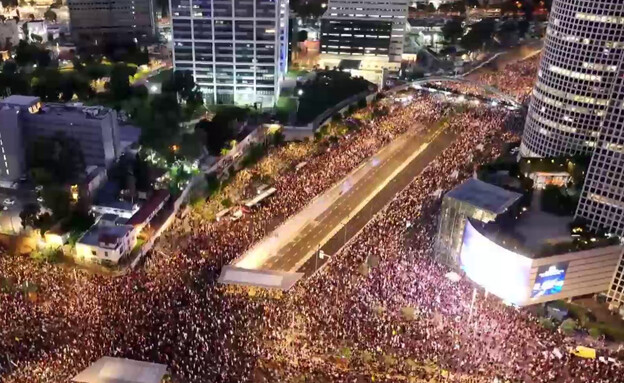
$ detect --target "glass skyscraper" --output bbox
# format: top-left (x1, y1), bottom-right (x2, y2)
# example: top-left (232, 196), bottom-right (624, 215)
top-left (521, 0), bottom-right (624, 236)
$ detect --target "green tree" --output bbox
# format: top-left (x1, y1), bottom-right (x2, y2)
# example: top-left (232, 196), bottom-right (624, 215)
top-left (44, 9), bottom-right (57, 22)
top-left (20, 203), bottom-right (40, 229)
top-left (32, 68), bottom-right (62, 101)
top-left (460, 19), bottom-right (496, 52)
top-left (107, 63), bottom-right (136, 100)
top-left (2, 60), bottom-right (16, 75)
top-left (179, 128), bottom-right (207, 160)
top-left (539, 317), bottom-right (556, 331)
top-left (41, 187), bottom-right (71, 220)
top-left (34, 212), bottom-right (54, 236)
top-left (425, 3), bottom-right (436, 12)
top-left (442, 20), bottom-right (464, 43)
top-left (1, 0), bottom-right (17, 8)
top-left (163, 70), bottom-right (203, 108)
top-left (588, 327), bottom-right (602, 339)
top-left (15, 40), bottom-right (37, 66)
top-left (297, 30), bottom-right (308, 42)
top-left (85, 63), bottom-right (110, 80)
top-left (30, 246), bottom-right (61, 263)
top-left (296, 70), bottom-right (371, 123)
top-left (60, 72), bottom-right (94, 101)
top-left (29, 167), bottom-right (54, 185)
top-left (61, 209), bottom-right (95, 233)
top-left (133, 154), bottom-right (152, 192)
top-left (438, 2), bottom-right (466, 13)
top-left (560, 318), bottom-right (577, 335)
top-left (196, 117), bottom-right (235, 156)
top-left (139, 93), bottom-right (183, 154)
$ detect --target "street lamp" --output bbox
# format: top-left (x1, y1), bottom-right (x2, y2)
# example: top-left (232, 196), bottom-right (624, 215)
top-left (297, 89), bottom-right (304, 96)
top-left (315, 246), bottom-right (330, 272)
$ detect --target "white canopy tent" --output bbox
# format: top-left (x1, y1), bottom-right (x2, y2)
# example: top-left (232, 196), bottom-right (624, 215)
top-left (72, 357), bottom-right (167, 383)
top-left (218, 265), bottom-right (304, 290)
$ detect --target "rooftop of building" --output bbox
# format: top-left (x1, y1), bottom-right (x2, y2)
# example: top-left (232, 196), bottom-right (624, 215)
top-left (37, 103), bottom-right (113, 119)
top-left (472, 188), bottom-right (620, 259)
top-left (446, 178), bottom-right (523, 215)
top-left (513, 192), bottom-right (574, 254)
top-left (126, 189), bottom-right (170, 226)
top-left (94, 180), bottom-right (134, 209)
top-left (78, 222), bottom-right (133, 248)
top-left (339, 59), bottom-right (361, 70)
top-left (407, 17), bottom-right (448, 28)
top-left (0, 96), bottom-right (115, 120)
top-left (72, 356), bottom-right (167, 383)
top-left (0, 95), bottom-right (40, 108)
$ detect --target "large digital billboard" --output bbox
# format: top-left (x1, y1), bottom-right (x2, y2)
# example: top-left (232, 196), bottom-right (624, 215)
top-left (459, 220), bottom-right (532, 305)
top-left (531, 263), bottom-right (569, 298)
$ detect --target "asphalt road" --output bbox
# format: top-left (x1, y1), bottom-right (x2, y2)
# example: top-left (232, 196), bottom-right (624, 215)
top-left (261, 125), bottom-right (457, 275)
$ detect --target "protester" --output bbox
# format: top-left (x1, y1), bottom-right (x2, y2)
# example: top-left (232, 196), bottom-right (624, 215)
top-left (2, 55), bottom-right (621, 383)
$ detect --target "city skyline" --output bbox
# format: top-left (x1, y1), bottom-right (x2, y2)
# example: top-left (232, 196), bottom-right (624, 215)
top-left (1, 1), bottom-right (624, 382)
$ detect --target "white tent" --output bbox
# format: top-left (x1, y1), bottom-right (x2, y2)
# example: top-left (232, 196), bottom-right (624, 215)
top-left (72, 357), bottom-right (167, 383)
top-left (218, 265), bottom-right (304, 290)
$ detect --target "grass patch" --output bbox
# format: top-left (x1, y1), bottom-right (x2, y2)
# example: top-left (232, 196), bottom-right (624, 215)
top-left (286, 69), bottom-right (308, 79)
top-left (588, 322), bottom-right (624, 342)
top-left (239, 143), bottom-right (268, 169)
top-left (547, 300), bottom-right (624, 341)
top-left (131, 237), bottom-right (146, 256)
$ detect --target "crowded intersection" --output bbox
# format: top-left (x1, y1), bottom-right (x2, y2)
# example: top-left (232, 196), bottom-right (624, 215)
top-left (1, 55), bottom-right (623, 383)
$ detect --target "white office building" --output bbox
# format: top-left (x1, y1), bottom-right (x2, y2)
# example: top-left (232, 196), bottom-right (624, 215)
top-left (320, 0), bottom-right (408, 63)
top-left (75, 222), bottom-right (137, 266)
top-left (170, 0), bottom-right (289, 107)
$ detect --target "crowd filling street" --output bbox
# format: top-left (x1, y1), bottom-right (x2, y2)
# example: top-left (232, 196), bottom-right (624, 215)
top-left (467, 55), bottom-right (542, 103)
top-left (1, 55), bottom-right (623, 383)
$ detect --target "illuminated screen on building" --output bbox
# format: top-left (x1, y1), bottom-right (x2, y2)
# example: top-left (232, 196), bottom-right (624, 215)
top-left (459, 220), bottom-right (532, 305)
top-left (531, 262), bottom-right (569, 298)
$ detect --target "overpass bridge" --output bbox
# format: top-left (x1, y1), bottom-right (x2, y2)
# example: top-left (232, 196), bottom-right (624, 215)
top-left (387, 76), bottom-right (523, 108)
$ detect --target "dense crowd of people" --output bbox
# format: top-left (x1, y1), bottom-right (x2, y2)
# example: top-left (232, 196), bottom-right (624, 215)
top-left (468, 54), bottom-right (541, 103)
top-left (1, 54), bottom-right (623, 383)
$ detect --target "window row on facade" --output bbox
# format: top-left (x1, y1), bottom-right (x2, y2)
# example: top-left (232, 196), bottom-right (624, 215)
top-left (171, 0), bottom-right (277, 18)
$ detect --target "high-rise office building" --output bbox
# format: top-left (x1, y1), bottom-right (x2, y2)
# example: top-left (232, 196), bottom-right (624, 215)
top-left (520, 0), bottom-right (624, 158)
top-left (0, 96), bottom-right (121, 185)
top-left (520, 0), bottom-right (624, 235)
top-left (67, 0), bottom-right (156, 44)
top-left (320, 0), bottom-right (408, 62)
top-left (170, 0), bottom-right (289, 107)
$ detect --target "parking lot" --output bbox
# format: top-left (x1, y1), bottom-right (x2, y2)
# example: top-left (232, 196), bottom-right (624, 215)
top-left (0, 188), bottom-right (40, 234)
